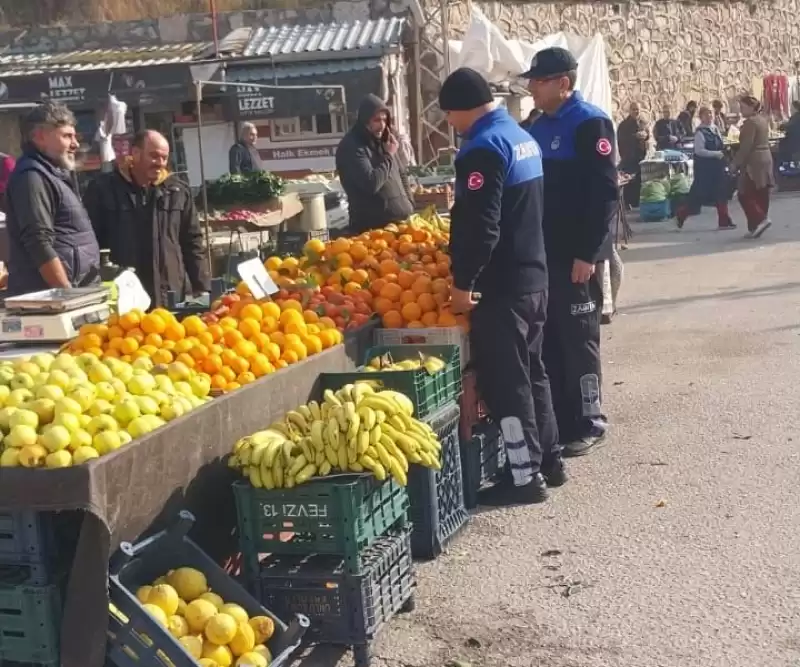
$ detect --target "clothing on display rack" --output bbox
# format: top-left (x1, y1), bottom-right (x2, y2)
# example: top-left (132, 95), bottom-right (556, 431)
top-left (763, 74), bottom-right (789, 119)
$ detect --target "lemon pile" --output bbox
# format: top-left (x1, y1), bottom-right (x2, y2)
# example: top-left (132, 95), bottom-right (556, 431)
top-left (135, 567), bottom-right (274, 667)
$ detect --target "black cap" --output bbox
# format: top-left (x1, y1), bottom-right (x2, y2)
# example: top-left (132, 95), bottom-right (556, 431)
top-left (439, 67), bottom-right (494, 112)
top-left (520, 47), bottom-right (578, 79)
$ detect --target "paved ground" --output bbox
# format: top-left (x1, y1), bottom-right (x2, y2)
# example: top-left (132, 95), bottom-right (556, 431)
top-left (301, 196), bottom-right (800, 667)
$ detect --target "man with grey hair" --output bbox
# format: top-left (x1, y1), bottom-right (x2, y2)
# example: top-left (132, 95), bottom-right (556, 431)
top-left (229, 122), bottom-right (263, 174)
top-left (4, 101), bottom-right (100, 296)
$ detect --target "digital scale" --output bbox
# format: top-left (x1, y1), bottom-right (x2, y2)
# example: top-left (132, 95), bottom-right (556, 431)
top-left (0, 287), bottom-right (111, 344)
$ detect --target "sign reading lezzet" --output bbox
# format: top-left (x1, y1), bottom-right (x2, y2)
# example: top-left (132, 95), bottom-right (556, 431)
top-left (262, 145), bottom-right (336, 161)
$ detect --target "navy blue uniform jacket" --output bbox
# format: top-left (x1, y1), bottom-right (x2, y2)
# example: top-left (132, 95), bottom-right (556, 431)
top-left (528, 92), bottom-right (618, 266)
top-left (449, 107), bottom-right (547, 296)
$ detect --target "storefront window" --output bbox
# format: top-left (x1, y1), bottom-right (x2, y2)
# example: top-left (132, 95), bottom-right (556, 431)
top-left (270, 114), bottom-right (346, 141)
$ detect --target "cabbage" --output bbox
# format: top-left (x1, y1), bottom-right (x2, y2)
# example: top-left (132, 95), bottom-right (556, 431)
top-left (669, 173), bottom-right (690, 195)
top-left (640, 179), bottom-right (668, 203)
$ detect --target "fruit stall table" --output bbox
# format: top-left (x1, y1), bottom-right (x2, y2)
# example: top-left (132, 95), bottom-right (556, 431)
top-left (0, 343), bottom-right (356, 667)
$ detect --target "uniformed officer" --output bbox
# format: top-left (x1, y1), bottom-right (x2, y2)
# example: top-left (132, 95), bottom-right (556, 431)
top-left (522, 48), bottom-right (618, 457)
top-left (440, 68), bottom-right (564, 505)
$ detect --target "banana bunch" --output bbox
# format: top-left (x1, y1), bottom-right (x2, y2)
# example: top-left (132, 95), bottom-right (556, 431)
top-left (407, 208), bottom-right (450, 235)
top-left (229, 383), bottom-right (442, 489)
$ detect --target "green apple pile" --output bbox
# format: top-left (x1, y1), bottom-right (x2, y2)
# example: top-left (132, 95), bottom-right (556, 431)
top-left (0, 352), bottom-right (212, 469)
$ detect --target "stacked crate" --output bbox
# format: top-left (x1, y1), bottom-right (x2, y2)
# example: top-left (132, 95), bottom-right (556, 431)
top-left (233, 473), bottom-right (413, 667)
top-left (321, 343), bottom-right (469, 560)
top-left (0, 510), bottom-right (79, 666)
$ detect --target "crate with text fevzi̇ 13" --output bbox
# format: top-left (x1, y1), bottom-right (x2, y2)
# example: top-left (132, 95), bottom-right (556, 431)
top-left (256, 529), bottom-right (415, 667)
top-left (106, 511), bottom-right (309, 667)
top-left (320, 344), bottom-right (461, 420)
top-left (407, 402), bottom-right (469, 559)
top-left (233, 473), bottom-right (408, 582)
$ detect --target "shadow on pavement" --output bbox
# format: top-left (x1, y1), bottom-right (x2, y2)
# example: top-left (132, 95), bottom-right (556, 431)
top-left (622, 280), bottom-right (800, 314)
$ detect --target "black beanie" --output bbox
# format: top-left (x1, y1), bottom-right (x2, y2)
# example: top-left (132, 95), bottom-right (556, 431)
top-left (439, 67), bottom-right (494, 111)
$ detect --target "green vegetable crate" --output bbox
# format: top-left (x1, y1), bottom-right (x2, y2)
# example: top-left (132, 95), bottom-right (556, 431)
top-left (0, 581), bottom-right (62, 665)
top-left (233, 474), bottom-right (408, 583)
top-left (320, 344), bottom-right (462, 419)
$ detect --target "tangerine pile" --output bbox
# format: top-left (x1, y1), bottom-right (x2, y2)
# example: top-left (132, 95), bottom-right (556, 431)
top-left (239, 222), bottom-right (466, 331)
top-left (65, 303), bottom-right (343, 393)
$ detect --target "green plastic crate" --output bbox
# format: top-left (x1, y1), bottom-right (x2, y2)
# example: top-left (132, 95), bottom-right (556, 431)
top-left (233, 474), bottom-right (408, 581)
top-left (0, 582), bottom-right (61, 664)
top-left (320, 344), bottom-right (462, 418)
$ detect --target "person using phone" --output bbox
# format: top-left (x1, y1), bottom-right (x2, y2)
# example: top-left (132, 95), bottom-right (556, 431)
top-left (335, 95), bottom-right (414, 233)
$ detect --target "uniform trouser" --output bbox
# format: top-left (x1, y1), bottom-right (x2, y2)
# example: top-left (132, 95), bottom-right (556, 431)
top-left (543, 265), bottom-right (605, 443)
top-left (470, 290), bottom-right (559, 485)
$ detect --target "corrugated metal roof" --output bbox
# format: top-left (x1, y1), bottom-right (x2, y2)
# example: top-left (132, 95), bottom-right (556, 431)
top-left (242, 17), bottom-right (406, 58)
top-left (0, 43), bottom-right (210, 77)
top-left (227, 57), bottom-right (382, 82)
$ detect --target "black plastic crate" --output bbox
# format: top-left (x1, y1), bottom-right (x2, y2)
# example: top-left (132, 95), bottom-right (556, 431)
top-left (107, 511), bottom-right (309, 667)
top-left (234, 475), bottom-right (408, 580)
top-left (461, 420), bottom-right (506, 510)
top-left (321, 344), bottom-right (461, 419)
top-left (407, 402), bottom-right (469, 559)
top-left (343, 316), bottom-right (380, 368)
top-left (276, 229), bottom-right (329, 257)
top-left (0, 581), bottom-right (62, 664)
top-left (256, 530), bottom-right (415, 667)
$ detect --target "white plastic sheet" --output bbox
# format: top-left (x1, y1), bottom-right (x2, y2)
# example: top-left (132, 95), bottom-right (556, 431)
top-left (449, 6), bottom-right (613, 119)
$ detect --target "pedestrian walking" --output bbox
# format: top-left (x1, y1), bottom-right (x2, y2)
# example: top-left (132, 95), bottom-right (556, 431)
top-left (732, 95), bottom-right (774, 239)
top-left (523, 47), bottom-right (617, 457)
top-left (440, 67), bottom-right (563, 505)
top-left (676, 106), bottom-right (736, 230)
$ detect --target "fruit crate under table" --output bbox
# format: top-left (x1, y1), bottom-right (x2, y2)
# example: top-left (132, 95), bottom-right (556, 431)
top-left (107, 511), bottom-right (308, 667)
top-left (234, 475), bottom-right (408, 581)
top-left (0, 581), bottom-right (62, 665)
top-left (458, 367), bottom-right (487, 442)
top-left (256, 529), bottom-right (415, 667)
top-left (407, 402), bottom-right (469, 559)
top-left (320, 344), bottom-right (461, 419)
top-left (461, 420), bottom-right (506, 510)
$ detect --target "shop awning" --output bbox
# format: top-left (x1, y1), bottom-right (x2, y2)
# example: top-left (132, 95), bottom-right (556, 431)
top-left (0, 44), bottom-right (222, 107)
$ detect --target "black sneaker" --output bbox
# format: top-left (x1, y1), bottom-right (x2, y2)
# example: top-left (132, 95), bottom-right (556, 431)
top-left (477, 473), bottom-right (549, 507)
top-left (562, 428), bottom-right (607, 458)
top-left (541, 456), bottom-right (568, 487)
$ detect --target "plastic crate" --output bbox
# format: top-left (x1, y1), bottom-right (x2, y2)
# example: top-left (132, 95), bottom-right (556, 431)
top-left (343, 316), bottom-right (380, 367)
top-left (461, 420), bottom-right (506, 510)
top-left (0, 582), bottom-right (62, 664)
top-left (321, 344), bottom-right (461, 419)
top-left (0, 512), bottom-right (53, 564)
top-left (458, 367), bottom-right (487, 442)
top-left (374, 327), bottom-right (470, 369)
top-left (276, 229), bottom-right (329, 257)
top-left (256, 530), bottom-right (415, 667)
top-left (107, 511), bottom-right (309, 667)
top-left (233, 475), bottom-right (408, 580)
top-left (407, 402), bottom-right (469, 559)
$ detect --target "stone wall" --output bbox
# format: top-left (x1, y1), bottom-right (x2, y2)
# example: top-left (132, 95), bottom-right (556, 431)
top-left (452, 0), bottom-right (800, 121)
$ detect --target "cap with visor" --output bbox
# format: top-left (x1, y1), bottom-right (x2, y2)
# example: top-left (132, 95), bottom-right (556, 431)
top-left (520, 47), bottom-right (578, 79)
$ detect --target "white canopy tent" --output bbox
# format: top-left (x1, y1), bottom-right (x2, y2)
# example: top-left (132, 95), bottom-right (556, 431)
top-left (448, 6), bottom-right (613, 119)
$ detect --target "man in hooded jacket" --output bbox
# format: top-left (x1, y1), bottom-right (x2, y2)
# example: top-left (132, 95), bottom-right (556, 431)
top-left (336, 95), bottom-right (414, 233)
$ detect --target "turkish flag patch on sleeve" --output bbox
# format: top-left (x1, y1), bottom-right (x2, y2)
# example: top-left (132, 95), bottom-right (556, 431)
top-left (467, 172), bottom-right (484, 190)
top-left (596, 138), bottom-right (613, 156)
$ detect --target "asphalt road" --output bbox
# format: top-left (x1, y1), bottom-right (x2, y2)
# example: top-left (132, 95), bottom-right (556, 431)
top-left (302, 196), bottom-right (800, 667)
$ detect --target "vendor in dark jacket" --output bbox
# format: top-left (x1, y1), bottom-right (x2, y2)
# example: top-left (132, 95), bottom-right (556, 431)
top-left (5, 101), bottom-right (100, 296)
top-left (653, 104), bottom-right (684, 151)
top-left (83, 130), bottom-right (210, 307)
top-left (229, 122), bottom-right (264, 174)
top-left (617, 102), bottom-right (649, 207)
top-left (335, 95), bottom-right (414, 233)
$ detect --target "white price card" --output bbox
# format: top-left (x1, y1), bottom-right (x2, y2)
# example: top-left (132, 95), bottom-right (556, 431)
top-left (237, 257), bottom-right (278, 300)
top-left (114, 270), bottom-right (151, 314)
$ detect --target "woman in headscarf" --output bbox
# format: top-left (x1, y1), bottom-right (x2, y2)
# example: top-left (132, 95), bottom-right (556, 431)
top-left (733, 95), bottom-right (774, 238)
top-left (676, 106), bottom-right (736, 230)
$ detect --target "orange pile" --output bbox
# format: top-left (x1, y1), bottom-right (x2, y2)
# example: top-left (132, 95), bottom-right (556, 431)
top-left (66, 303), bottom-right (343, 393)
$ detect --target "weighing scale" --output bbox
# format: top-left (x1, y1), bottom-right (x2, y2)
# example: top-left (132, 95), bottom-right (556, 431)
top-left (0, 287), bottom-right (111, 344)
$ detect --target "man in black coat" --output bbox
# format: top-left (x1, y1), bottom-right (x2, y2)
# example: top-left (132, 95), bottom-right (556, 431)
top-left (229, 122), bottom-right (264, 175)
top-left (83, 130), bottom-right (210, 307)
top-left (335, 95), bottom-right (414, 233)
